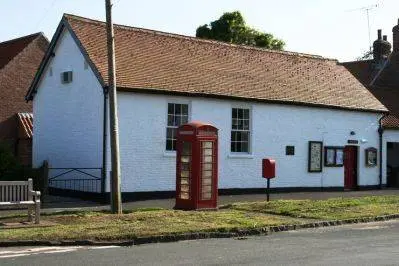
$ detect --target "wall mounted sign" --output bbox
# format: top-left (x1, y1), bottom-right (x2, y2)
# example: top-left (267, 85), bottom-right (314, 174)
top-left (336, 149), bottom-right (344, 165)
top-left (308, 141), bottom-right (323, 172)
top-left (324, 146), bottom-right (344, 167)
top-left (179, 131), bottom-right (194, 135)
top-left (286, 146), bottom-right (295, 155)
top-left (365, 147), bottom-right (377, 167)
top-left (347, 139), bottom-right (359, 144)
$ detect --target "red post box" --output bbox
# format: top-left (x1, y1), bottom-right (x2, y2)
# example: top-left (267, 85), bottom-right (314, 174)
top-left (262, 158), bottom-right (276, 202)
top-left (262, 159), bottom-right (276, 179)
top-left (175, 121), bottom-right (218, 210)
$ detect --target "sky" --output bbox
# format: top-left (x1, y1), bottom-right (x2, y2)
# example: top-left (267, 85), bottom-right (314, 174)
top-left (1, 0), bottom-right (398, 62)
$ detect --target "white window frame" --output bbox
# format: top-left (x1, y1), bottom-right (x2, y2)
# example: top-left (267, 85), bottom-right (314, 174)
top-left (165, 100), bottom-right (191, 153)
top-left (230, 105), bottom-right (252, 154)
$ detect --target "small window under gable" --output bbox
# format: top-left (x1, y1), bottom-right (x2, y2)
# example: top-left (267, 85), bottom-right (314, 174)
top-left (61, 71), bottom-right (73, 84)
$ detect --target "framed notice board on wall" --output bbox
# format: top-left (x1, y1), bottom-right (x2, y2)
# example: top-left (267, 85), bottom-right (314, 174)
top-left (308, 141), bottom-right (323, 172)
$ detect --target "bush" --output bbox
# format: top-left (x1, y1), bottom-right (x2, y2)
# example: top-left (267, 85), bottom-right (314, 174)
top-left (0, 142), bottom-right (20, 179)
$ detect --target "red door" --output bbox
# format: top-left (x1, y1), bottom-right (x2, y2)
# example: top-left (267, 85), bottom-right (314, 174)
top-left (344, 146), bottom-right (357, 189)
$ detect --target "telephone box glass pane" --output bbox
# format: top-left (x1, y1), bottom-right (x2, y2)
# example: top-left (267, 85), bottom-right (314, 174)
top-left (203, 142), bottom-right (213, 149)
top-left (204, 149), bottom-right (212, 156)
top-left (201, 141), bottom-right (213, 200)
top-left (202, 192), bottom-right (211, 199)
top-left (180, 141), bottom-right (192, 200)
top-left (180, 192), bottom-right (189, 199)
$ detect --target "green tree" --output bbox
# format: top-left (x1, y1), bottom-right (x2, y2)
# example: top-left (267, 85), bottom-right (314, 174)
top-left (0, 142), bottom-right (18, 178)
top-left (196, 11), bottom-right (285, 50)
top-left (356, 50), bottom-right (373, 61)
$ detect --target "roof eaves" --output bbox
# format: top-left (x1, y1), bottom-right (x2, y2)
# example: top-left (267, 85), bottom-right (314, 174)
top-left (339, 59), bottom-right (373, 65)
top-left (63, 17), bottom-right (106, 88)
top-left (117, 86), bottom-right (389, 114)
top-left (25, 20), bottom-right (66, 101)
top-left (0, 32), bottom-right (42, 46)
top-left (25, 15), bottom-right (106, 101)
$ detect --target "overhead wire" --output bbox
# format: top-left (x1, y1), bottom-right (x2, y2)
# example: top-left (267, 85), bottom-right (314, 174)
top-left (33, 0), bottom-right (59, 31)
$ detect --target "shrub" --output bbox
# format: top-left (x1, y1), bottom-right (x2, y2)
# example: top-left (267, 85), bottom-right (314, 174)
top-left (0, 142), bottom-right (19, 179)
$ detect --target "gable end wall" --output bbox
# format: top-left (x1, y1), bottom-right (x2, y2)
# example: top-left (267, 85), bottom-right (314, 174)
top-left (33, 29), bottom-right (104, 180)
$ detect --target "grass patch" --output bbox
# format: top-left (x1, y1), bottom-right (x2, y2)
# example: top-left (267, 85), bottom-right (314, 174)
top-left (0, 209), bottom-right (299, 241)
top-left (230, 196), bottom-right (399, 220)
top-left (0, 195), bottom-right (398, 241)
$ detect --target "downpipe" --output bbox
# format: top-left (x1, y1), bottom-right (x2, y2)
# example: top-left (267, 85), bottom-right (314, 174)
top-left (378, 114), bottom-right (388, 189)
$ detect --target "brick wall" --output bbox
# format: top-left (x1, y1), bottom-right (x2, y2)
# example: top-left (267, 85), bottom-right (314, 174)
top-left (0, 35), bottom-right (48, 163)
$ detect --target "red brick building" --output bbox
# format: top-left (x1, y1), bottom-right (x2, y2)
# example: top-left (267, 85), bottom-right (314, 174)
top-left (0, 33), bottom-right (48, 165)
top-left (343, 19), bottom-right (399, 187)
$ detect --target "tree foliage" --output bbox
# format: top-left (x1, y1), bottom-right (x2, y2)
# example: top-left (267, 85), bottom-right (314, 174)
top-left (196, 11), bottom-right (285, 50)
top-left (0, 142), bottom-right (18, 178)
top-left (356, 50), bottom-right (373, 61)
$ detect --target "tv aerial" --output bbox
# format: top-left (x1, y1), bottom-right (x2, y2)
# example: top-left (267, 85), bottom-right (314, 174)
top-left (346, 3), bottom-right (380, 51)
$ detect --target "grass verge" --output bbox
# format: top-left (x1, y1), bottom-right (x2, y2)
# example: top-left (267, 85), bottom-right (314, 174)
top-left (0, 209), bottom-right (300, 241)
top-left (229, 195), bottom-right (399, 220)
top-left (0, 195), bottom-right (398, 242)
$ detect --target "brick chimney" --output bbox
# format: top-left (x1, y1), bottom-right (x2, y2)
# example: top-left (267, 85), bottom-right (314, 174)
top-left (373, 29), bottom-right (391, 64)
top-left (393, 18), bottom-right (399, 53)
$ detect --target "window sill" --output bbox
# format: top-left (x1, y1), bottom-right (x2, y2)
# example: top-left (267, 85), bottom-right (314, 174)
top-left (228, 153), bottom-right (254, 159)
top-left (163, 151), bottom-right (177, 157)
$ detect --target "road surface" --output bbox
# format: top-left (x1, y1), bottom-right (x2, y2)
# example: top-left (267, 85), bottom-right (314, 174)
top-left (1, 220), bottom-right (398, 265)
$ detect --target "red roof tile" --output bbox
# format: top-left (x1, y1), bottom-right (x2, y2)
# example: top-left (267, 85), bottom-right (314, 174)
top-left (0, 33), bottom-right (48, 140)
top-left (342, 56), bottom-right (399, 129)
top-left (0, 33), bottom-right (43, 70)
top-left (17, 112), bottom-right (33, 138)
top-left (382, 114), bottom-right (399, 129)
top-left (34, 14), bottom-right (389, 113)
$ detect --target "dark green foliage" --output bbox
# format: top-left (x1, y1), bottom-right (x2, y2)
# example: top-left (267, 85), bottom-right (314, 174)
top-left (196, 11), bottom-right (285, 50)
top-left (0, 142), bottom-right (19, 179)
top-left (0, 142), bottom-right (41, 184)
top-left (356, 50), bottom-right (373, 61)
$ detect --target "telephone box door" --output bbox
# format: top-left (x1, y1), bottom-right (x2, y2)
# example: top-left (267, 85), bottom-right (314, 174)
top-left (199, 140), bottom-right (217, 207)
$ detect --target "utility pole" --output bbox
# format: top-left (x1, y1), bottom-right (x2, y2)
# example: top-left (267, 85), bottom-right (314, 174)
top-left (105, 0), bottom-right (122, 214)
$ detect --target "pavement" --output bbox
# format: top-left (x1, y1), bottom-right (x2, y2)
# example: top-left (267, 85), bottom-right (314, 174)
top-left (1, 219), bottom-right (398, 265)
top-left (1, 189), bottom-right (398, 216)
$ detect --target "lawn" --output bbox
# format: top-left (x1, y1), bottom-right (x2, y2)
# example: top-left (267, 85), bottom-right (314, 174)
top-left (0, 195), bottom-right (398, 242)
top-left (0, 209), bottom-right (300, 241)
top-left (229, 195), bottom-right (399, 220)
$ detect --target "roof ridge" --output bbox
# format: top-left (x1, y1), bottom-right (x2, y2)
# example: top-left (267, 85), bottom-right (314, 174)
top-left (341, 59), bottom-right (374, 64)
top-left (63, 13), bottom-right (337, 62)
top-left (0, 32), bottom-right (43, 46)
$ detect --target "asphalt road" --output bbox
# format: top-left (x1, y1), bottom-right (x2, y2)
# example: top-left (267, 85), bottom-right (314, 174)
top-left (1, 220), bottom-right (399, 266)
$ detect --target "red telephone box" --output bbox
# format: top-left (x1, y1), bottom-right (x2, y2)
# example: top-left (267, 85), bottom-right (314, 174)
top-left (175, 121), bottom-right (218, 210)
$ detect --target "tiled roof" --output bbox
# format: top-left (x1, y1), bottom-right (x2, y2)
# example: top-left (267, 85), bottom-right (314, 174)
top-left (0, 33), bottom-right (48, 140)
top-left (368, 86), bottom-right (399, 129)
top-left (43, 14), bottom-right (389, 112)
top-left (0, 33), bottom-right (42, 70)
top-left (342, 57), bottom-right (399, 129)
top-left (382, 114), bottom-right (399, 129)
top-left (341, 60), bottom-right (375, 87)
top-left (17, 112), bottom-right (33, 138)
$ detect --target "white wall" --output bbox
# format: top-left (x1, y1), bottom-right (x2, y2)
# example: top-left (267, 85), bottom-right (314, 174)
top-left (382, 130), bottom-right (399, 183)
top-left (32, 28), bottom-right (384, 193)
top-left (33, 28), bottom-right (104, 190)
top-left (117, 92), bottom-right (382, 192)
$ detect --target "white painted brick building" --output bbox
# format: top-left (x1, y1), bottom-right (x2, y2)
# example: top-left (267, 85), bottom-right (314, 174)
top-left (26, 14), bottom-right (394, 197)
